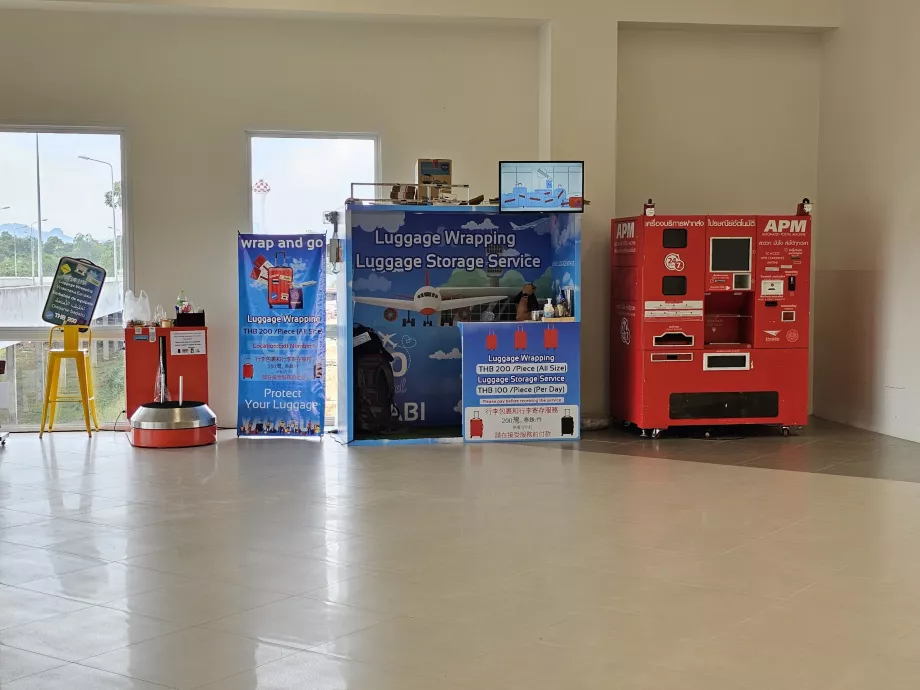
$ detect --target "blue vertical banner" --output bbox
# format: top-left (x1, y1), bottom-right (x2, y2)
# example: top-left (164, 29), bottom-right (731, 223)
top-left (237, 234), bottom-right (326, 437)
top-left (460, 321), bottom-right (580, 442)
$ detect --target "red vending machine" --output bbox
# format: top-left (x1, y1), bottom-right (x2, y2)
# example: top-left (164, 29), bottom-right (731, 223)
top-left (610, 210), bottom-right (811, 437)
top-left (125, 326), bottom-right (210, 418)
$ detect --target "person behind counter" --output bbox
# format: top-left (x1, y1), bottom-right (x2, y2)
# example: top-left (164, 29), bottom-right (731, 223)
top-left (513, 283), bottom-right (540, 321)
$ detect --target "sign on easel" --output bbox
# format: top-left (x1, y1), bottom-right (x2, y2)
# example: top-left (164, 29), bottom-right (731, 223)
top-left (41, 257), bottom-right (107, 326)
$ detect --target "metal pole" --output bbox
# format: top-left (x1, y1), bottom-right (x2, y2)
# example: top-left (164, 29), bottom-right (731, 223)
top-left (35, 134), bottom-right (44, 288)
top-left (38, 340), bottom-right (46, 417)
top-left (29, 220), bottom-right (46, 285)
top-left (8, 345), bottom-right (17, 423)
top-left (109, 164), bottom-right (118, 278)
top-left (78, 156), bottom-right (119, 277)
top-left (0, 208), bottom-right (15, 279)
top-left (260, 193), bottom-right (266, 234)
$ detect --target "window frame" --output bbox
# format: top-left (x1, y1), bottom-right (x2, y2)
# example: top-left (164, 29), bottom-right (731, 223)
top-left (245, 130), bottom-right (380, 429)
top-left (0, 125), bottom-right (130, 430)
top-left (245, 130), bottom-right (382, 228)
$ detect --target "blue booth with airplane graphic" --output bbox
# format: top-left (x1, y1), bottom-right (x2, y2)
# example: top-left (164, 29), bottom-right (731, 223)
top-left (337, 204), bottom-right (581, 445)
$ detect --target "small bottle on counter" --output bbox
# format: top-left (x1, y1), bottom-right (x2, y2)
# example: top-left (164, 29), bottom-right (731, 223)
top-left (176, 290), bottom-right (189, 314)
top-left (543, 299), bottom-right (555, 320)
top-left (557, 289), bottom-right (568, 317)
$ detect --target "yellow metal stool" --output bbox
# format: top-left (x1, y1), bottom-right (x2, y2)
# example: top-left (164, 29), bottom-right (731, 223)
top-left (39, 326), bottom-right (100, 437)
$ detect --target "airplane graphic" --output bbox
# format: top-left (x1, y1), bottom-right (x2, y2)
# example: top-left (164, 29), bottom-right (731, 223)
top-left (353, 271), bottom-right (515, 327)
top-left (509, 219), bottom-right (548, 232)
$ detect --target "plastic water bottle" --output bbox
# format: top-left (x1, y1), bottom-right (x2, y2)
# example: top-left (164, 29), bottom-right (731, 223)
top-left (176, 290), bottom-right (189, 315)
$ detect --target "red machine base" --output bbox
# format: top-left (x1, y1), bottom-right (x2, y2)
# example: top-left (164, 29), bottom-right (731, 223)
top-left (626, 420), bottom-right (805, 440)
top-left (611, 349), bottom-right (808, 438)
top-left (128, 426), bottom-right (217, 448)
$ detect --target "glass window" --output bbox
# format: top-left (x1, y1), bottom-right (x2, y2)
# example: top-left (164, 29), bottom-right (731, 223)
top-left (0, 333), bottom-right (125, 428)
top-left (0, 130), bottom-right (126, 430)
top-left (249, 134), bottom-right (377, 427)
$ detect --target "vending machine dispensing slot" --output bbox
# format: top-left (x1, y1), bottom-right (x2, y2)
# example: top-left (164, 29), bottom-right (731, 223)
top-left (651, 353), bottom-right (694, 362)
top-left (653, 333), bottom-right (694, 347)
top-left (733, 274), bottom-right (752, 290)
top-left (703, 353), bottom-right (751, 371)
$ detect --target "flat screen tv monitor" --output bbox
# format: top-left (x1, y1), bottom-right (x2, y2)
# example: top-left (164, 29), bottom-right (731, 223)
top-left (499, 161), bottom-right (584, 213)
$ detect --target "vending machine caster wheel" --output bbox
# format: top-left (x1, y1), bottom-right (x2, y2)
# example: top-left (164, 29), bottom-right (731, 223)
top-left (782, 426), bottom-right (792, 437)
top-left (651, 428), bottom-right (664, 440)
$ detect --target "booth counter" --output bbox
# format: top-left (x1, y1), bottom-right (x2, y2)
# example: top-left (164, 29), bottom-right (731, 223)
top-left (336, 204), bottom-right (582, 445)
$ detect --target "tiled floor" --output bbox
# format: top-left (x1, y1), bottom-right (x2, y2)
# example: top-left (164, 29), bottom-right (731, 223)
top-left (549, 417), bottom-right (920, 481)
top-left (0, 422), bottom-right (919, 688)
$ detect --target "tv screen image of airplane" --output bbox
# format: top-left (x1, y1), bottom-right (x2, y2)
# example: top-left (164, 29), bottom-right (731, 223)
top-left (500, 162), bottom-right (584, 212)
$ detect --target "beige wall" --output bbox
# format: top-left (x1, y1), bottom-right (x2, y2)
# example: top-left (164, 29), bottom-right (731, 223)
top-left (616, 28), bottom-right (821, 217)
top-left (815, 0), bottom-right (920, 441)
top-left (0, 9), bottom-right (540, 424)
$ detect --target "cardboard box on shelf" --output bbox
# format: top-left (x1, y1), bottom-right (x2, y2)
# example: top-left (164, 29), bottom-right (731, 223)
top-left (416, 159), bottom-right (452, 199)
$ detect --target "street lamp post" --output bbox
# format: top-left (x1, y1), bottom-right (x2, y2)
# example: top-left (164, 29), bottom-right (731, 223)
top-left (108, 226), bottom-right (122, 282)
top-left (35, 135), bottom-right (46, 287)
top-left (30, 219), bottom-right (48, 285)
top-left (78, 156), bottom-right (119, 277)
top-left (0, 206), bottom-right (10, 278)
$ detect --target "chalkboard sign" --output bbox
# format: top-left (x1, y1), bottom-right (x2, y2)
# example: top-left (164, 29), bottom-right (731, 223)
top-left (41, 257), bottom-right (107, 326)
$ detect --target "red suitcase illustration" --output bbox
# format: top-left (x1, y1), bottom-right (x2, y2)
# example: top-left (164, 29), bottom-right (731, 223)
top-left (514, 327), bottom-right (527, 351)
top-left (242, 361), bottom-right (254, 380)
top-left (544, 326), bottom-right (559, 350)
top-left (486, 332), bottom-right (498, 351)
top-left (268, 252), bottom-right (293, 308)
top-left (469, 411), bottom-right (484, 439)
